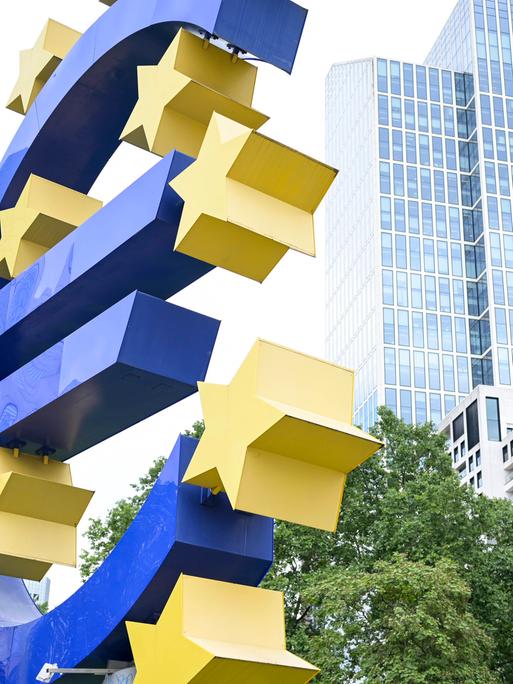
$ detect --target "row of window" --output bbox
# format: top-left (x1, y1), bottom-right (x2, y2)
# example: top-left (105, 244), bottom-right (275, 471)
top-left (379, 128), bottom-right (464, 170)
top-left (383, 308), bottom-right (468, 353)
top-left (381, 197), bottom-right (483, 241)
top-left (384, 347), bottom-right (470, 393)
top-left (376, 59), bottom-right (472, 105)
top-left (380, 162), bottom-right (481, 208)
top-left (385, 387), bottom-right (460, 424)
top-left (382, 269), bottom-right (466, 315)
top-left (484, 159), bottom-right (513, 196)
top-left (381, 233), bottom-right (465, 277)
top-left (480, 92), bottom-right (513, 128)
top-left (378, 94), bottom-right (475, 139)
top-left (380, 198), bottom-right (472, 238)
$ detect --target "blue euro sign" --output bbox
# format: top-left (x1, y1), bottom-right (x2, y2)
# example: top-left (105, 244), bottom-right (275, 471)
top-left (0, 0), bottom-right (307, 681)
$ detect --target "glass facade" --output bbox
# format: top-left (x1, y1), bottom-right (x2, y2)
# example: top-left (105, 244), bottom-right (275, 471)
top-left (326, 0), bottom-right (513, 430)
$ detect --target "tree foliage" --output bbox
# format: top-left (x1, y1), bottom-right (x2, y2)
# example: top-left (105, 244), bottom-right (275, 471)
top-left (79, 409), bottom-right (513, 682)
top-left (79, 421), bottom-right (204, 581)
top-left (264, 407), bottom-right (513, 683)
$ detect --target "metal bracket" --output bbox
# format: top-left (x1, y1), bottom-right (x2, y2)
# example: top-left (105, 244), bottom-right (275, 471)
top-left (36, 664), bottom-right (122, 682)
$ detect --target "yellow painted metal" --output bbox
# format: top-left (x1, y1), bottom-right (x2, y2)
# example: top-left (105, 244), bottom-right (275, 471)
top-left (183, 340), bottom-right (382, 531)
top-left (0, 449), bottom-right (93, 581)
top-left (0, 174), bottom-right (102, 279)
top-left (7, 19), bottom-right (81, 115)
top-left (127, 574), bottom-right (319, 683)
top-left (170, 113), bottom-right (338, 282)
top-left (121, 29), bottom-right (268, 158)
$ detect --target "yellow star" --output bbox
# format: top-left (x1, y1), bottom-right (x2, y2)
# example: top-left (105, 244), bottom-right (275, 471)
top-left (170, 113), bottom-right (338, 282)
top-left (183, 340), bottom-right (382, 532)
top-left (121, 28), bottom-right (269, 158)
top-left (127, 575), bottom-right (319, 683)
top-left (0, 175), bottom-right (102, 280)
top-left (7, 19), bottom-right (81, 115)
top-left (0, 448), bottom-right (93, 581)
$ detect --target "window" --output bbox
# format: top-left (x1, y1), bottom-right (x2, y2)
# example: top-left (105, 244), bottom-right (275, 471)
top-left (415, 392), bottom-right (427, 423)
top-left (384, 348), bottom-right (397, 385)
top-left (412, 312), bottom-right (424, 348)
top-left (398, 310), bottom-right (409, 346)
top-left (476, 449), bottom-right (481, 467)
top-left (414, 351), bottom-right (426, 389)
top-left (397, 272), bottom-right (409, 307)
top-left (443, 355), bottom-right (455, 391)
top-left (378, 95), bottom-right (389, 125)
top-left (400, 390), bottom-right (412, 424)
top-left (383, 308), bottom-right (395, 344)
top-left (382, 270), bottom-right (394, 305)
top-left (428, 353), bottom-right (441, 390)
top-left (430, 394), bottom-right (442, 424)
top-left (385, 388), bottom-right (397, 416)
top-left (392, 97), bottom-right (402, 127)
top-left (477, 470), bottom-right (483, 489)
top-left (411, 274), bottom-right (423, 309)
top-left (393, 130), bottom-right (403, 161)
top-left (377, 59), bottom-right (388, 92)
top-left (427, 314), bottom-right (439, 349)
top-left (395, 235), bottom-right (407, 268)
top-left (486, 397), bottom-right (501, 441)
top-left (453, 412), bottom-right (464, 441)
top-left (381, 233), bottom-right (393, 266)
top-left (399, 349), bottom-right (411, 386)
top-left (381, 197), bottom-right (392, 230)
top-left (453, 447), bottom-right (459, 463)
top-left (379, 127), bottom-right (390, 159)
top-left (503, 444), bottom-right (509, 463)
top-left (466, 400), bottom-right (480, 450)
top-left (469, 454), bottom-right (474, 472)
top-left (416, 66), bottom-right (427, 99)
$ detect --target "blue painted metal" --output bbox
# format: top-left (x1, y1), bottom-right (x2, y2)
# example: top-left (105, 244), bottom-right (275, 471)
top-left (0, 0), bottom-right (307, 210)
top-left (0, 0), bottom-right (307, 677)
top-left (0, 292), bottom-right (219, 461)
top-left (0, 436), bottom-right (273, 682)
top-left (0, 152), bottom-right (214, 382)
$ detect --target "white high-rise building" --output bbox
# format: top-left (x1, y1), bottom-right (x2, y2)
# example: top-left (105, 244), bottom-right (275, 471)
top-left (326, 0), bottom-right (513, 431)
top-left (439, 385), bottom-right (513, 497)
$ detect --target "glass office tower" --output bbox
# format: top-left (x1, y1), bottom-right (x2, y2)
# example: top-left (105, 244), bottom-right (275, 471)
top-left (326, 0), bottom-right (513, 430)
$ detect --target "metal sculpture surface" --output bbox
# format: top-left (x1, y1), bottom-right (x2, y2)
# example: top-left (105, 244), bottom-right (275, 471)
top-left (0, 1), bottom-right (381, 681)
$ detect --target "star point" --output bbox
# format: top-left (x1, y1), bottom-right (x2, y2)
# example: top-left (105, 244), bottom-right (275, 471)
top-left (7, 19), bottom-right (81, 115)
top-left (183, 340), bottom-right (382, 532)
top-left (0, 175), bottom-right (102, 280)
top-left (170, 113), bottom-right (337, 282)
top-left (127, 575), bottom-right (319, 683)
top-left (121, 28), bottom-right (269, 158)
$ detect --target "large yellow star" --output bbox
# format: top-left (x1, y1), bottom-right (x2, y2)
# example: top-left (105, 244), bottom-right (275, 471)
top-left (7, 19), bottom-right (81, 115)
top-left (170, 113), bottom-right (337, 282)
top-left (127, 575), bottom-right (319, 683)
top-left (121, 28), bottom-right (268, 158)
top-left (0, 448), bottom-right (93, 581)
top-left (0, 175), bottom-right (102, 280)
top-left (183, 340), bottom-right (382, 532)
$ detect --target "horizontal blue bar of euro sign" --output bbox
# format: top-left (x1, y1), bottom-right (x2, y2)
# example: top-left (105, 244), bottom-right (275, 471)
top-left (0, 292), bottom-right (219, 461)
top-left (0, 0), bottom-right (307, 209)
top-left (0, 151), bottom-right (214, 382)
top-left (0, 435), bottom-right (273, 681)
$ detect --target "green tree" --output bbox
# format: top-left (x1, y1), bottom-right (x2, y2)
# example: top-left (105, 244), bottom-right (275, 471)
top-left (80, 421), bottom-right (204, 580)
top-left (264, 407), bottom-right (511, 682)
top-left (306, 557), bottom-right (498, 684)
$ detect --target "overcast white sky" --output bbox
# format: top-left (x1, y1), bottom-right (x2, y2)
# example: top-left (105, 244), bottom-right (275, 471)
top-left (0, 0), bottom-right (456, 606)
